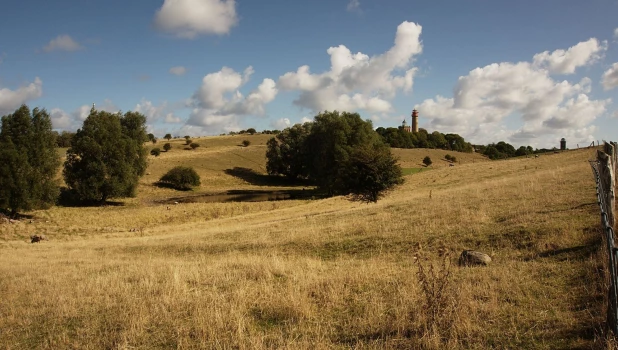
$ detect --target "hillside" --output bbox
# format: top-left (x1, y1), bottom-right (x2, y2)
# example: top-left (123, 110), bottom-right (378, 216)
top-left (0, 138), bottom-right (608, 349)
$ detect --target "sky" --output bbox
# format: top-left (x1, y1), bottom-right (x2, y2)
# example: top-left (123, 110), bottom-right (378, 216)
top-left (0, 0), bottom-right (617, 149)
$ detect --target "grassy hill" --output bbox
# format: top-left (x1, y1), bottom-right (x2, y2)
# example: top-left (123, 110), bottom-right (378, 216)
top-left (0, 138), bottom-right (609, 349)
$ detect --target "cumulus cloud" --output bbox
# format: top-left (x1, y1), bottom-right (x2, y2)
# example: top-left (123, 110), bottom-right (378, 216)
top-left (154, 0), bottom-right (237, 38)
top-left (135, 99), bottom-right (168, 121)
top-left (416, 38), bottom-right (611, 147)
top-left (186, 66), bottom-right (278, 134)
top-left (277, 21), bottom-right (423, 114)
top-left (300, 116), bottom-right (312, 124)
top-left (271, 118), bottom-right (291, 129)
top-left (532, 38), bottom-right (606, 74)
top-left (169, 66), bottom-right (187, 75)
top-left (0, 77), bottom-right (43, 115)
top-left (602, 63), bottom-right (618, 90)
top-left (50, 108), bottom-right (72, 129)
top-left (165, 113), bottom-right (182, 123)
top-left (347, 0), bottom-right (360, 12)
top-left (42, 35), bottom-right (82, 53)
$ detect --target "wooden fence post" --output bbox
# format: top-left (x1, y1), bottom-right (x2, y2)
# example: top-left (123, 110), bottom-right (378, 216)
top-left (600, 143), bottom-right (615, 227)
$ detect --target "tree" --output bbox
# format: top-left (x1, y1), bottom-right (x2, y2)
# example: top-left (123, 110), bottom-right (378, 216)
top-left (0, 105), bottom-right (61, 215)
top-left (247, 128), bottom-right (256, 135)
top-left (266, 122), bottom-right (313, 179)
top-left (266, 111), bottom-right (403, 202)
top-left (423, 156), bottom-right (432, 167)
top-left (147, 133), bottom-right (156, 144)
top-left (190, 142), bottom-right (200, 150)
top-left (63, 107), bottom-right (148, 203)
top-left (242, 140), bottom-right (251, 147)
top-left (164, 133), bottom-right (172, 141)
top-left (163, 143), bottom-right (172, 152)
top-left (150, 148), bottom-right (161, 156)
top-left (185, 138), bottom-right (192, 145)
top-left (158, 166), bottom-right (201, 190)
top-left (341, 144), bottom-right (404, 202)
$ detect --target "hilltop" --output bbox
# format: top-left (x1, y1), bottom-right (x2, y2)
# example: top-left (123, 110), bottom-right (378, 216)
top-left (0, 137), bottom-right (607, 349)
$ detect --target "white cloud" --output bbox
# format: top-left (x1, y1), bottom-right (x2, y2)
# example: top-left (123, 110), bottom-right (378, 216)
top-left (271, 118), bottom-right (291, 129)
top-left (50, 108), bottom-right (72, 129)
top-left (169, 66), bottom-right (187, 75)
top-left (0, 77), bottom-right (43, 115)
top-left (612, 110), bottom-right (618, 119)
top-left (42, 35), bottom-right (82, 53)
top-left (614, 28), bottom-right (618, 39)
top-left (532, 38), bottom-right (606, 74)
top-left (277, 21), bottom-right (423, 114)
top-left (416, 39), bottom-right (611, 147)
top-left (135, 99), bottom-right (168, 121)
top-left (186, 66), bottom-right (278, 134)
top-left (602, 62), bottom-right (618, 90)
top-left (300, 116), bottom-right (312, 124)
top-left (154, 0), bottom-right (237, 38)
top-left (165, 113), bottom-right (182, 123)
top-left (347, 0), bottom-right (360, 12)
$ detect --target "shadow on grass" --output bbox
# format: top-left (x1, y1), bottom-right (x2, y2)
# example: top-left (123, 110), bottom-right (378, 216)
top-left (224, 167), bottom-right (312, 187)
top-left (56, 187), bottom-right (125, 208)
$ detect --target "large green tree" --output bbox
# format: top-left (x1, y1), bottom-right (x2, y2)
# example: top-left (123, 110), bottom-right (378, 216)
top-left (63, 107), bottom-right (148, 203)
top-left (0, 105), bottom-right (60, 215)
top-left (266, 111), bottom-right (403, 202)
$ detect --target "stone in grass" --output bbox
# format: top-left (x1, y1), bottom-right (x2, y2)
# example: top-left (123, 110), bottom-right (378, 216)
top-left (458, 250), bottom-right (491, 266)
top-left (30, 234), bottom-right (47, 243)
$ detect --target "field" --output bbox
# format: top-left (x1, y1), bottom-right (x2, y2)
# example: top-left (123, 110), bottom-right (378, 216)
top-left (0, 135), bottom-right (611, 349)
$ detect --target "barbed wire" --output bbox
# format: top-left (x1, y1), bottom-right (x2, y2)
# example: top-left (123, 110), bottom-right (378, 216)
top-left (590, 160), bottom-right (618, 335)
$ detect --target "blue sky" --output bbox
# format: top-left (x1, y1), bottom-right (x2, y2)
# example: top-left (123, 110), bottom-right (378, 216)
top-left (0, 0), bottom-right (617, 148)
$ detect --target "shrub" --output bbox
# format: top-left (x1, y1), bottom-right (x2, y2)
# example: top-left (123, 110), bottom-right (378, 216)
top-left (185, 138), bottom-right (192, 145)
top-left (423, 156), bottom-right (432, 167)
top-left (450, 156), bottom-right (457, 163)
top-left (444, 154), bottom-right (452, 161)
top-left (190, 142), bottom-right (200, 150)
top-left (163, 143), bottom-right (172, 152)
top-left (158, 166), bottom-right (201, 190)
top-left (242, 140), bottom-right (251, 147)
top-left (150, 148), bottom-right (161, 157)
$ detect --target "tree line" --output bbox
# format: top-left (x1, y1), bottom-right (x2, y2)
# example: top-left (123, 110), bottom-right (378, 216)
top-left (375, 126), bottom-right (474, 153)
top-left (0, 104), bottom-right (148, 215)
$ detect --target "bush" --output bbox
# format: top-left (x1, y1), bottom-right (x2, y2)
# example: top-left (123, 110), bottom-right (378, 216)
top-left (190, 142), bottom-right (200, 150)
top-left (163, 143), bottom-right (172, 152)
top-left (242, 140), bottom-right (251, 147)
top-left (150, 148), bottom-right (161, 157)
top-left (444, 154), bottom-right (452, 161)
top-left (450, 156), bottom-right (457, 163)
top-left (185, 138), bottom-right (192, 145)
top-left (423, 156), bottom-right (432, 167)
top-left (158, 166), bottom-right (201, 191)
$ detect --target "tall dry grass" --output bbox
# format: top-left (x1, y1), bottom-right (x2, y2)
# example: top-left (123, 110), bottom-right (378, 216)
top-left (0, 146), bottom-right (610, 349)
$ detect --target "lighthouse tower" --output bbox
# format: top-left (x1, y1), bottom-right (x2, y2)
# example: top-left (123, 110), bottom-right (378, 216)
top-left (411, 109), bottom-right (419, 133)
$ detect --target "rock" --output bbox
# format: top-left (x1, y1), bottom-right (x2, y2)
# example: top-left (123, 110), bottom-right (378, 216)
top-left (30, 234), bottom-right (47, 243)
top-left (458, 250), bottom-right (491, 266)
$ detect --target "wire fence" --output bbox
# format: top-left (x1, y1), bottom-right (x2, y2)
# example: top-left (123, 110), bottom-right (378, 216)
top-left (589, 141), bottom-right (617, 335)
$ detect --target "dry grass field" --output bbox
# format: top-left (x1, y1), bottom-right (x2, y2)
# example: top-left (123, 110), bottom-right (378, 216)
top-left (0, 136), bottom-right (611, 349)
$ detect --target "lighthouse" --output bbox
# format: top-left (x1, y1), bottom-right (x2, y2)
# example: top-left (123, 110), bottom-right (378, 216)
top-left (411, 109), bottom-right (419, 133)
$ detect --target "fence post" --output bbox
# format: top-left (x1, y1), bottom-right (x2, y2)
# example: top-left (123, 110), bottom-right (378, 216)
top-left (599, 145), bottom-right (615, 227)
